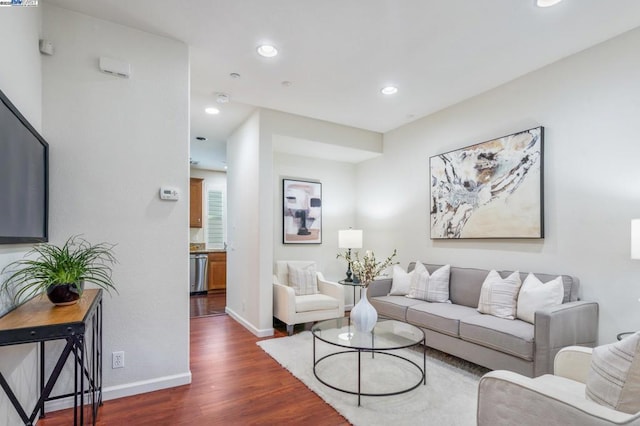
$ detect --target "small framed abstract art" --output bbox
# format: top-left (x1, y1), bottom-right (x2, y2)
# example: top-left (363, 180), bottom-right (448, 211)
top-left (283, 179), bottom-right (322, 244)
top-left (430, 126), bottom-right (544, 239)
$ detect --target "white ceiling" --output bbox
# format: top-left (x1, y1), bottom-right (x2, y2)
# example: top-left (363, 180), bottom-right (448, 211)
top-left (44, 0), bottom-right (640, 171)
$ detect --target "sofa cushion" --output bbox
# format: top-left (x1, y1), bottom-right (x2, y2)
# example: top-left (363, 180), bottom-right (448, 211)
top-left (288, 263), bottom-right (318, 296)
top-left (477, 270), bottom-right (522, 320)
top-left (407, 262), bottom-right (451, 302)
top-left (407, 263), bottom-right (489, 308)
top-left (459, 314), bottom-right (534, 360)
top-left (389, 264), bottom-right (413, 296)
top-left (516, 273), bottom-right (564, 324)
top-left (508, 270), bottom-right (579, 303)
top-left (449, 267), bottom-right (491, 308)
top-left (407, 302), bottom-right (480, 337)
top-left (295, 294), bottom-right (339, 313)
top-left (370, 295), bottom-right (424, 321)
top-left (586, 332), bottom-right (640, 414)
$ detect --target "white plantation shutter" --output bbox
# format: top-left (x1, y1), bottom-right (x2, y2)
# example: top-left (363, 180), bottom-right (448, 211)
top-left (207, 189), bottom-right (225, 247)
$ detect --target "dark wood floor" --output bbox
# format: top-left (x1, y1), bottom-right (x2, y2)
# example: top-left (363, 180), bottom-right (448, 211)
top-left (190, 290), bottom-right (226, 318)
top-left (38, 314), bottom-right (348, 425)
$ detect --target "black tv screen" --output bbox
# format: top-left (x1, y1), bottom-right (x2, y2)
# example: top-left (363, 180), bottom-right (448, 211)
top-left (0, 89), bottom-right (48, 244)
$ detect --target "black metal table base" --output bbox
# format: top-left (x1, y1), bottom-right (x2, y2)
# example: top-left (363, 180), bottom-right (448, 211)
top-left (0, 293), bottom-right (102, 425)
top-left (313, 335), bottom-right (426, 406)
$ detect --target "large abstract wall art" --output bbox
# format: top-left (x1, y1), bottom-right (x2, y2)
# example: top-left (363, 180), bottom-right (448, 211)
top-left (430, 127), bottom-right (544, 239)
top-left (283, 179), bottom-right (322, 244)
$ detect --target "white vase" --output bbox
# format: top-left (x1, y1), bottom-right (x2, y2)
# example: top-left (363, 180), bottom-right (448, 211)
top-left (350, 287), bottom-right (378, 333)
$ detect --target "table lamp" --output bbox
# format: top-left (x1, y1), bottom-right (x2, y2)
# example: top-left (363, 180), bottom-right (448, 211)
top-left (338, 229), bottom-right (363, 282)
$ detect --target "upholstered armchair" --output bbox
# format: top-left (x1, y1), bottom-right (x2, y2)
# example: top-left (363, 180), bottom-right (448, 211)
top-left (477, 344), bottom-right (640, 426)
top-left (273, 260), bottom-right (344, 335)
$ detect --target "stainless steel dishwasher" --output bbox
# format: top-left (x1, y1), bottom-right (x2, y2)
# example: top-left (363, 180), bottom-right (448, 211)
top-left (189, 253), bottom-right (208, 295)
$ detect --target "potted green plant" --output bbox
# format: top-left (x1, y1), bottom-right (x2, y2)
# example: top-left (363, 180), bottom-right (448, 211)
top-left (1, 235), bottom-right (117, 306)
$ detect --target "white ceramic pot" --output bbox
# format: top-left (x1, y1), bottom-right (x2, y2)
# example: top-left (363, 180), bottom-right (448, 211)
top-left (350, 287), bottom-right (378, 333)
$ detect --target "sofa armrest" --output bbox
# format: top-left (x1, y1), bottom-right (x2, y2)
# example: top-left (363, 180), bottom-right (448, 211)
top-left (478, 370), bottom-right (640, 426)
top-left (273, 278), bottom-right (296, 324)
top-left (316, 273), bottom-right (345, 313)
top-left (366, 278), bottom-right (392, 298)
top-left (533, 301), bottom-right (599, 376)
top-left (554, 346), bottom-right (593, 383)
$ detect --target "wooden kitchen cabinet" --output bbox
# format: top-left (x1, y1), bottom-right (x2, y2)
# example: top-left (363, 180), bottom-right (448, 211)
top-left (190, 178), bottom-right (203, 228)
top-left (208, 252), bottom-right (227, 291)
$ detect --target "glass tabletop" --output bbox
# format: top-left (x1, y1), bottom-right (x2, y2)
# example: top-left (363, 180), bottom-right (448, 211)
top-left (338, 280), bottom-right (364, 287)
top-left (312, 318), bottom-right (424, 350)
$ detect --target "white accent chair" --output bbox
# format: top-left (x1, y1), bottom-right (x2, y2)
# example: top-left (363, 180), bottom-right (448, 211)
top-left (273, 261), bottom-right (344, 335)
top-left (477, 346), bottom-right (640, 425)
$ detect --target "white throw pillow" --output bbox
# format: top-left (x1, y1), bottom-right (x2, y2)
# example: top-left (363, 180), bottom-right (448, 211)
top-left (389, 264), bottom-right (413, 296)
top-left (406, 262), bottom-right (451, 303)
top-left (586, 332), bottom-right (640, 414)
top-left (516, 273), bottom-right (564, 324)
top-left (287, 264), bottom-right (318, 296)
top-left (477, 270), bottom-right (522, 320)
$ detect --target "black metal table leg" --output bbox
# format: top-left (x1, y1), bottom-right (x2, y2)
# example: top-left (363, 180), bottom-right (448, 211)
top-left (357, 349), bottom-right (361, 406)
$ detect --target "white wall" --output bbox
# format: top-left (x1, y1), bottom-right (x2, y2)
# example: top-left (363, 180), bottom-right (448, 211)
top-left (274, 152), bottom-right (359, 305)
top-left (357, 26), bottom-right (640, 343)
top-left (41, 4), bottom-right (190, 404)
top-left (227, 108), bottom-right (380, 335)
top-left (226, 111), bottom-right (269, 334)
top-left (0, 6), bottom-right (42, 425)
top-left (189, 168), bottom-right (227, 246)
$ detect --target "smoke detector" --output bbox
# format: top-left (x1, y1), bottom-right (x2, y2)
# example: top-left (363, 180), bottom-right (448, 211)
top-left (216, 93), bottom-right (230, 104)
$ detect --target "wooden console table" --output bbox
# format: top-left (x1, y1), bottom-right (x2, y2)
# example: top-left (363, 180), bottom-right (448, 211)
top-left (0, 289), bottom-right (103, 425)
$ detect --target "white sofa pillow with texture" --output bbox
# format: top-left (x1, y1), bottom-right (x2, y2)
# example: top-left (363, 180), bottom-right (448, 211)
top-left (477, 270), bottom-right (522, 320)
top-left (516, 273), bottom-right (564, 324)
top-left (406, 262), bottom-right (451, 303)
top-left (389, 264), bottom-right (414, 296)
top-left (586, 331), bottom-right (640, 414)
top-left (287, 263), bottom-right (318, 296)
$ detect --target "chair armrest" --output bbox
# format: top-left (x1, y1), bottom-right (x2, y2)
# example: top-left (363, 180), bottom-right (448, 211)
top-left (366, 278), bottom-right (392, 298)
top-left (273, 279), bottom-right (296, 323)
top-left (316, 273), bottom-right (345, 313)
top-left (478, 370), bottom-right (640, 426)
top-left (533, 301), bottom-right (599, 376)
top-left (554, 346), bottom-right (593, 383)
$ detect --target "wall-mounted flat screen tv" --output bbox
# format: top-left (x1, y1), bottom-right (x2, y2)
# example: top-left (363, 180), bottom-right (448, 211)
top-left (0, 89), bottom-right (48, 244)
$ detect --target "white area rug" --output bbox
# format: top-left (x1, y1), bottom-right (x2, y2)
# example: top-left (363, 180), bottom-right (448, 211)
top-left (257, 331), bottom-right (481, 426)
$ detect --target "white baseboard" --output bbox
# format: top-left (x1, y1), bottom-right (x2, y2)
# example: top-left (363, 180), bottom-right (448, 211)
top-left (225, 306), bottom-right (274, 337)
top-left (44, 372), bottom-right (192, 413)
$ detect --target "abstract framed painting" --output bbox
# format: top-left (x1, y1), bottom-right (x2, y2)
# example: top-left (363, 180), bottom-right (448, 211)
top-left (283, 179), bottom-right (322, 244)
top-left (430, 126), bottom-right (544, 239)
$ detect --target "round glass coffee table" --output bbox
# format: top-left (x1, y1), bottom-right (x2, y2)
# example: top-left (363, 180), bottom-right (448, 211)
top-left (311, 318), bottom-right (425, 406)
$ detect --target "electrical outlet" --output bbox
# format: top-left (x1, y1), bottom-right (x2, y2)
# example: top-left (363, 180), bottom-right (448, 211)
top-left (112, 351), bottom-right (124, 369)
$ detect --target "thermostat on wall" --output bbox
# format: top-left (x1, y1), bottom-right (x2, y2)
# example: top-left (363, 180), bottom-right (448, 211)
top-left (159, 187), bottom-right (179, 201)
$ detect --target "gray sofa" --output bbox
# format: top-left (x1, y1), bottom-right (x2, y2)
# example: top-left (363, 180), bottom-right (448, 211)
top-left (367, 263), bottom-right (599, 377)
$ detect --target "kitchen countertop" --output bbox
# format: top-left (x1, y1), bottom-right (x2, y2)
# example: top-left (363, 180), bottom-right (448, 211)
top-left (190, 249), bottom-right (226, 254)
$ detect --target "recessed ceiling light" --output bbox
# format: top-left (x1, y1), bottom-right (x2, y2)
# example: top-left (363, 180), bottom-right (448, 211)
top-left (536, 0), bottom-right (562, 7)
top-left (381, 86), bottom-right (398, 95)
top-left (205, 107), bottom-right (220, 115)
top-left (229, 72), bottom-right (241, 79)
top-left (195, 136), bottom-right (207, 141)
top-left (257, 44), bottom-right (278, 58)
top-left (216, 93), bottom-right (230, 104)
top-left (281, 80), bottom-right (292, 87)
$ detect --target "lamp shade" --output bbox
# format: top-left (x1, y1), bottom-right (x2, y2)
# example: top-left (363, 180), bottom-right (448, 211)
top-left (632, 219), bottom-right (640, 259)
top-left (536, 0), bottom-right (562, 7)
top-left (338, 229), bottom-right (363, 249)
